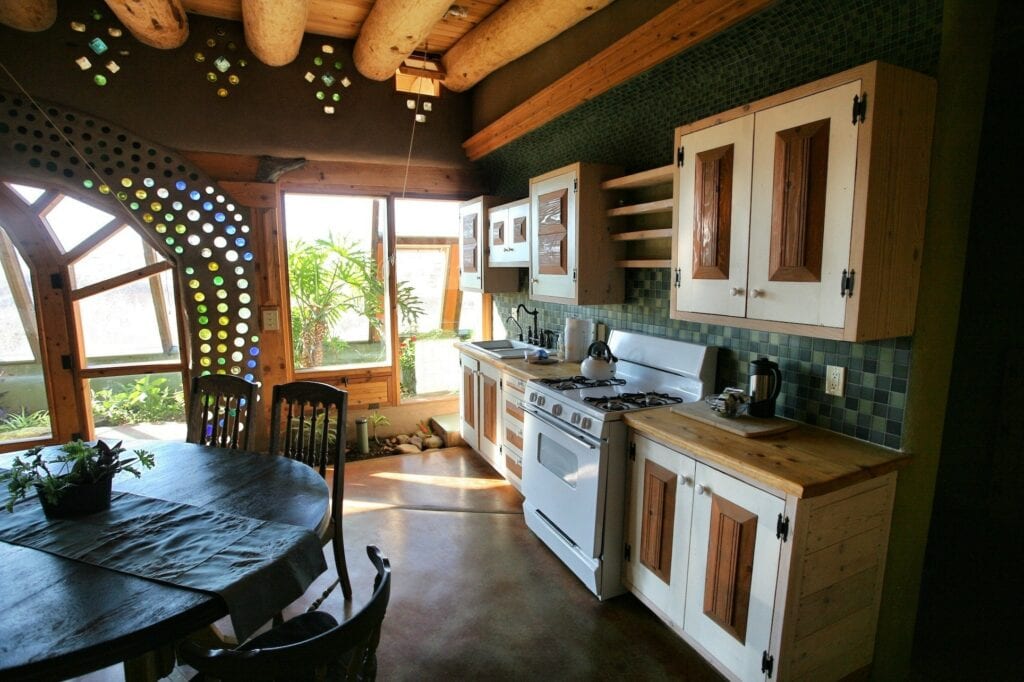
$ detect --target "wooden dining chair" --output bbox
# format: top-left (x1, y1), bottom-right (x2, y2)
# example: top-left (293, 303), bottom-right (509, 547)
top-left (268, 380), bottom-right (352, 601)
top-left (178, 545), bottom-right (391, 681)
top-left (186, 374), bottom-right (257, 451)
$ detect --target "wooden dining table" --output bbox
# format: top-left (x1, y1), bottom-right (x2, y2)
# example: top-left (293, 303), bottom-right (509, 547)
top-left (0, 440), bottom-right (331, 681)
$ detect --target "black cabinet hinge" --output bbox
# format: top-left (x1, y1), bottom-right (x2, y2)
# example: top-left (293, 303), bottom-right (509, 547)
top-left (50, 272), bottom-right (64, 289)
top-left (572, 268), bottom-right (577, 282)
top-left (840, 269), bottom-right (855, 298)
top-left (852, 93), bottom-right (868, 124)
top-left (677, 145), bottom-right (685, 167)
top-left (573, 177), bottom-right (578, 193)
top-left (762, 651), bottom-right (775, 678)
top-left (776, 514), bottom-right (790, 542)
top-left (624, 543), bottom-right (632, 562)
top-left (629, 442), bottom-right (636, 461)
top-left (60, 354), bottom-right (72, 370)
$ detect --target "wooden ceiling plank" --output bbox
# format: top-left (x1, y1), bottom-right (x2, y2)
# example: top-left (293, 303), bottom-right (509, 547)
top-left (242, 0), bottom-right (311, 66)
top-left (442, 0), bottom-right (614, 93)
top-left (0, 0), bottom-right (56, 32)
top-left (353, 0), bottom-right (453, 81)
top-left (463, 0), bottom-right (775, 160)
top-left (103, 0), bottom-right (189, 49)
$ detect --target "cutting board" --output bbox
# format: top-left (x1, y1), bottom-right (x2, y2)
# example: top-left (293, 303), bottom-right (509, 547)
top-left (669, 401), bottom-right (798, 438)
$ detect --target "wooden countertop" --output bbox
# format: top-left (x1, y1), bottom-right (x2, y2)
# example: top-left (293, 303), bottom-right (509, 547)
top-left (457, 342), bottom-right (909, 499)
top-left (623, 409), bottom-right (910, 499)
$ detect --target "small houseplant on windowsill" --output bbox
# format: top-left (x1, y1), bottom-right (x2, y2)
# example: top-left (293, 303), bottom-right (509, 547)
top-left (2, 439), bottom-right (155, 518)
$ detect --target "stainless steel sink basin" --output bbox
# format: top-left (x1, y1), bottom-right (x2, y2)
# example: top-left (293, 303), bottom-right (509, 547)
top-left (468, 339), bottom-right (546, 359)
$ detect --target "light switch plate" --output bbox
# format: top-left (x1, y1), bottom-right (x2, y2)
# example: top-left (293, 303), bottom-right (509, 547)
top-left (825, 365), bottom-right (846, 397)
top-left (261, 307), bottom-right (280, 331)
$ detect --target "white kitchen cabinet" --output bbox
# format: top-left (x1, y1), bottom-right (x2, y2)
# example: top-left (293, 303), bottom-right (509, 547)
top-left (624, 430), bottom-right (900, 681)
top-left (459, 196), bottom-right (518, 293)
top-left (488, 198), bottom-right (530, 267)
top-left (528, 162), bottom-right (623, 305)
top-left (671, 61), bottom-right (936, 341)
top-left (459, 352), bottom-right (504, 476)
top-left (501, 371), bottom-right (527, 491)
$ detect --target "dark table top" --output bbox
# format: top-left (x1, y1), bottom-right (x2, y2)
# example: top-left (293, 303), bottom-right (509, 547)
top-left (0, 440), bottom-right (330, 681)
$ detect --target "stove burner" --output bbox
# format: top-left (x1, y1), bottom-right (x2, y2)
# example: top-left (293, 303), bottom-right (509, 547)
top-left (538, 375), bottom-right (626, 391)
top-left (583, 391), bottom-right (685, 412)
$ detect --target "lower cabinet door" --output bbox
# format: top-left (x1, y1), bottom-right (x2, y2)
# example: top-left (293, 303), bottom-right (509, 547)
top-left (459, 354), bottom-right (479, 450)
top-left (624, 435), bottom-right (696, 628)
top-left (684, 463), bottom-right (784, 680)
top-left (477, 360), bottom-right (503, 473)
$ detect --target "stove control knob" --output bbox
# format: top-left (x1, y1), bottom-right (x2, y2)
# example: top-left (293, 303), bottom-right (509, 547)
top-left (580, 417), bottom-right (592, 430)
top-left (528, 392), bottom-right (537, 403)
top-left (537, 396), bottom-right (546, 407)
top-left (570, 413), bottom-right (581, 425)
top-left (551, 404), bottom-right (563, 417)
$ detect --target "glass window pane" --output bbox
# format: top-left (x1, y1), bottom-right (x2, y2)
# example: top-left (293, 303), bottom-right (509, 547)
top-left (396, 246), bottom-right (447, 334)
top-left (90, 372), bottom-right (185, 441)
top-left (395, 198), bottom-right (459, 238)
top-left (71, 226), bottom-right (163, 289)
top-left (0, 225), bottom-right (52, 443)
top-left (283, 193), bottom-right (391, 371)
top-left (5, 182), bottom-right (46, 205)
top-left (43, 194), bottom-right (115, 253)
top-left (78, 272), bottom-right (181, 366)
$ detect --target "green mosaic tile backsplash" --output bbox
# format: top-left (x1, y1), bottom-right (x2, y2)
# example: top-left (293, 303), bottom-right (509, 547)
top-left (485, 0), bottom-right (941, 450)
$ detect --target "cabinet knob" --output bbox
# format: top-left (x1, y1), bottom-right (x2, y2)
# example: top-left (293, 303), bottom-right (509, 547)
top-left (680, 475), bottom-right (692, 487)
top-left (750, 288), bottom-right (764, 298)
top-left (696, 484), bottom-right (710, 496)
top-left (730, 287), bottom-right (744, 297)
top-left (531, 278), bottom-right (539, 283)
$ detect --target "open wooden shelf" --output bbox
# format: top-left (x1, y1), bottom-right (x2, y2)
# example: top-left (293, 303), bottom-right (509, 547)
top-left (601, 164), bottom-right (674, 190)
top-left (607, 198), bottom-right (673, 217)
top-left (604, 165), bottom-right (675, 270)
top-left (616, 259), bottom-right (672, 268)
top-left (610, 228), bottom-right (673, 242)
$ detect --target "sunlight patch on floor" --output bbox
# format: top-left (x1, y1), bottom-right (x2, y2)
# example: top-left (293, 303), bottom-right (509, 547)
top-left (371, 471), bottom-right (510, 490)
top-left (342, 499), bottom-right (397, 514)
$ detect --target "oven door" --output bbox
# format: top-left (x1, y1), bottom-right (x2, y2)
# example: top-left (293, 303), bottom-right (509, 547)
top-left (522, 407), bottom-right (607, 557)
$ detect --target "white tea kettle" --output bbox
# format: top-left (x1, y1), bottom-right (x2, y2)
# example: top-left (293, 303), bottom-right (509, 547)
top-left (580, 341), bottom-right (617, 380)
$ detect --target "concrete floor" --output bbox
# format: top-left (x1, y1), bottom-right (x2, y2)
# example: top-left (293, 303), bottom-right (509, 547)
top-left (77, 446), bottom-right (725, 681)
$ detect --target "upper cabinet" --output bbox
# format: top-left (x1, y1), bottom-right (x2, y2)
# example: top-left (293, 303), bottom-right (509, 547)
top-left (488, 197), bottom-right (530, 267)
top-left (671, 61), bottom-right (937, 341)
top-left (459, 196), bottom-right (519, 293)
top-left (604, 165), bottom-right (675, 269)
top-left (528, 162), bottom-right (623, 305)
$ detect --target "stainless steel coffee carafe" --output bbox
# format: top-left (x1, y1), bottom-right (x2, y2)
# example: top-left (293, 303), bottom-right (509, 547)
top-left (748, 357), bottom-right (782, 418)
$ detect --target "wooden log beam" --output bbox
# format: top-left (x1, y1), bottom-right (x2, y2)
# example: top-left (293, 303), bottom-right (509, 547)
top-left (353, 0), bottom-right (452, 81)
top-left (103, 0), bottom-right (188, 49)
top-left (0, 0), bottom-right (56, 32)
top-left (462, 0), bottom-right (775, 160)
top-left (242, 0), bottom-right (310, 67)
top-left (442, 0), bottom-right (615, 93)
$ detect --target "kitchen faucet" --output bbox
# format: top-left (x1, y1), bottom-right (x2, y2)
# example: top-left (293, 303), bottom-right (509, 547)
top-left (516, 304), bottom-right (539, 345)
top-left (505, 315), bottom-right (524, 341)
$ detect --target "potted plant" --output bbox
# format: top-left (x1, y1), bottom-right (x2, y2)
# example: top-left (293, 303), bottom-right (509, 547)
top-left (1, 439), bottom-right (155, 518)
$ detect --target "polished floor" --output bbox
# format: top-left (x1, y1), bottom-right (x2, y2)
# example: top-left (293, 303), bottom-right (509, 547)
top-left (78, 446), bottom-right (724, 681)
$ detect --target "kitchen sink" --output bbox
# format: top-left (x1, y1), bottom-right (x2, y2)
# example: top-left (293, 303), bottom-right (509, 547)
top-left (467, 339), bottom-right (547, 359)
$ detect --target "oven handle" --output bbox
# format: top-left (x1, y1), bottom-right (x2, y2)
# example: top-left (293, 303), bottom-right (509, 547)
top-left (523, 407), bottom-right (600, 450)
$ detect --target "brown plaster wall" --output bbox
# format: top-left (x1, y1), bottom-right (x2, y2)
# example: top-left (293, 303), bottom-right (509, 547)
top-left (0, 8), bottom-right (474, 169)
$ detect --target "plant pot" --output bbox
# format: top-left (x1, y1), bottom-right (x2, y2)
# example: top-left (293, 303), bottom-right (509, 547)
top-left (35, 476), bottom-right (113, 519)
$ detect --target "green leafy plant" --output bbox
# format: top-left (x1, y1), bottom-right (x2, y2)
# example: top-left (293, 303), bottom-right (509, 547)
top-left (1, 439), bottom-right (155, 512)
top-left (92, 376), bottom-right (184, 425)
top-left (288, 235), bottom-right (424, 369)
top-left (0, 408), bottom-right (50, 433)
top-left (368, 411), bottom-right (390, 443)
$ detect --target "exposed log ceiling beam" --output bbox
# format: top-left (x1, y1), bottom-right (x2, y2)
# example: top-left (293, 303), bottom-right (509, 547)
top-left (103, 0), bottom-right (189, 49)
top-left (353, 0), bottom-right (452, 81)
top-left (0, 0), bottom-right (56, 32)
top-left (242, 0), bottom-right (310, 66)
top-left (462, 0), bottom-right (775, 161)
top-left (442, 0), bottom-right (615, 93)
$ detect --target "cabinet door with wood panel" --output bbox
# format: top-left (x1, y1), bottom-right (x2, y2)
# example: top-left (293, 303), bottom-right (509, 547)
top-left (501, 372), bottom-right (527, 491)
top-left (624, 435), bottom-right (696, 629)
top-left (459, 353), bottom-right (479, 450)
top-left (684, 463), bottom-right (784, 682)
top-left (477, 359), bottom-right (503, 473)
top-left (459, 196), bottom-right (519, 293)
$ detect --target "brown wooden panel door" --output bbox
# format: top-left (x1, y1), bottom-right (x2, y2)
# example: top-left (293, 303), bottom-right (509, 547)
top-left (512, 215), bottom-right (528, 243)
top-left (537, 188), bottom-right (569, 275)
top-left (462, 213), bottom-right (479, 274)
top-left (462, 364), bottom-right (475, 430)
top-left (702, 493), bottom-right (757, 643)
top-left (769, 118), bottom-right (829, 282)
top-left (491, 218), bottom-right (505, 246)
top-left (692, 144), bottom-right (734, 280)
top-left (482, 373), bottom-right (498, 445)
top-left (640, 458), bottom-right (677, 584)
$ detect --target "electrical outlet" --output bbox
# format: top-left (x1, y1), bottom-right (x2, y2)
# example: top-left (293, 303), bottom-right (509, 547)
top-left (825, 365), bottom-right (846, 397)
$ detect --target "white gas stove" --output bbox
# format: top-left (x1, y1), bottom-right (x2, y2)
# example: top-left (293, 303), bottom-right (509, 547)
top-left (521, 330), bottom-right (717, 599)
